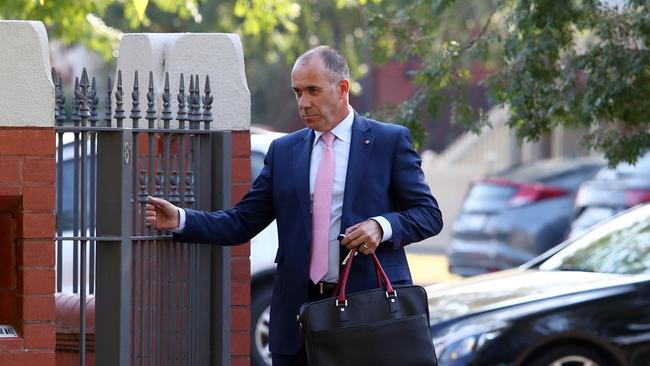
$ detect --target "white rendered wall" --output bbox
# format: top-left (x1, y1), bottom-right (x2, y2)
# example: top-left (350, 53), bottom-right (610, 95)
top-left (115, 33), bottom-right (250, 131)
top-left (0, 21), bottom-right (54, 127)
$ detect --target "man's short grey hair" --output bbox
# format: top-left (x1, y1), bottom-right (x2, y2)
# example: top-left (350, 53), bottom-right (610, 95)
top-left (296, 45), bottom-right (350, 84)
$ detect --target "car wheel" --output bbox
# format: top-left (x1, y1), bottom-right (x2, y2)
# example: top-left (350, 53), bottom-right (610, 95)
top-left (527, 345), bottom-right (613, 366)
top-left (251, 283), bottom-right (273, 366)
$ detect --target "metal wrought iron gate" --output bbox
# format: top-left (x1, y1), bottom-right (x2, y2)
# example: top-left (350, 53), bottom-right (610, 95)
top-left (54, 68), bottom-right (232, 366)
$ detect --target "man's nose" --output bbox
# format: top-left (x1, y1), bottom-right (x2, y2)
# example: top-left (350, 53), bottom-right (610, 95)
top-left (298, 95), bottom-right (311, 109)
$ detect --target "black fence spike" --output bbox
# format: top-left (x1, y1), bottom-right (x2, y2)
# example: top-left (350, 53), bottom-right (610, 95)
top-left (72, 76), bottom-right (80, 125)
top-left (188, 75), bottom-right (195, 127)
top-left (90, 77), bottom-right (99, 126)
top-left (77, 68), bottom-right (91, 125)
top-left (114, 70), bottom-right (125, 128)
top-left (105, 75), bottom-right (113, 126)
top-left (53, 70), bottom-right (66, 125)
top-left (161, 72), bottom-right (172, 129)
top-left (51, 68), bottom-right (59, 121)
top-left (146, 71), bottom-right (156, 129)
top-left (50, 68), bottom-right (227, 131)
top-left (202, 75), bottom-right (213, 130)
top-left (176, 73), bottom-right (187, 128)
top-left (189, 74), bottom-right (201, 129)
top-left (130, 70), bottom-right (141, 127)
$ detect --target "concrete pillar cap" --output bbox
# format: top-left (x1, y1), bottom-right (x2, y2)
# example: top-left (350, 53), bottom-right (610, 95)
top-left (0, 21), bottom-right (54, 127)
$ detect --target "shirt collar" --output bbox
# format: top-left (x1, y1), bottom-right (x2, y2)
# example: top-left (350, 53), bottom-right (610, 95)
top-left (313, 108), bottom-right (354, 146)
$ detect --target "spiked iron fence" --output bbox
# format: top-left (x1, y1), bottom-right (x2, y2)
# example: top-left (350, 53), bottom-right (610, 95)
top-left (54, 68), bottom-right (231, 366)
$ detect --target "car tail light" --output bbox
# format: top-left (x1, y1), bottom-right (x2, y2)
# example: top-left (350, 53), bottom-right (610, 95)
top-left (625, 189), bottom-right (650, 206)
top-left (478, 178), bottom-right (569, 208)
top-left (508, 183), bottom-right (568, 207)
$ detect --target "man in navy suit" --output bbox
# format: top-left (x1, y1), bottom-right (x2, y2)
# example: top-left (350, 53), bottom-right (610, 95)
top-left (147, 45), bottom-right (442, 365)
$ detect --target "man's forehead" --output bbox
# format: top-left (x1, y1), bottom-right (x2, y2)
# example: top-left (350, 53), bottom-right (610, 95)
top-left (292, 56), bottom-right (325, 74)
top-left (291, 82), bottom-right (322, 90)
top-left (291, 67), bottom-right (328, 89)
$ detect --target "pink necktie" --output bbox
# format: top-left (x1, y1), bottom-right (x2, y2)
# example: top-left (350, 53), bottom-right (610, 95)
top-left (310, 132), bottom-right (335, 284)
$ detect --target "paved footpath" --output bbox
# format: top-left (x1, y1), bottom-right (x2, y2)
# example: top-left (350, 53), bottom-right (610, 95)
top-left (406, 253), bottom-right (462, 286)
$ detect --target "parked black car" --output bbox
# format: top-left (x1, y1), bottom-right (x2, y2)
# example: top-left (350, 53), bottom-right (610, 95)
top-left (429, 203), bottom-right (650, 366)
top-left (569, 152), bottom-right (650, 239)
top-left (448, 157), bottom-right (604, 276)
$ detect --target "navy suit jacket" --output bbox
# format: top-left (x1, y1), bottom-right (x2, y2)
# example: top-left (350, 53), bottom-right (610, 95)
top-left (176, 114), bottom-right (443, 354)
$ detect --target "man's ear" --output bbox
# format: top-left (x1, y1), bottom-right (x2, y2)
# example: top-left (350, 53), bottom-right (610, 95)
top-left (338, 79), bottom-right (350, 99)
top-left (338, 79), bottom-right (350, 97)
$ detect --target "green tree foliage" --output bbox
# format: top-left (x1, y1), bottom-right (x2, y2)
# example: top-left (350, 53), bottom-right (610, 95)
top-left (0, 0), bottom-right (201, 59)
top-left (367, 0), bottom-right (650, 164)
top-left (0, 0), bottom-right (382, 132)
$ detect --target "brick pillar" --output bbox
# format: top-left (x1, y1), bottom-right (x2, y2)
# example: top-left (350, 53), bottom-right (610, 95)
top-left (230, 130), bottom-right (252, 365)
top-left (0, 21), bottom-right (56, 366)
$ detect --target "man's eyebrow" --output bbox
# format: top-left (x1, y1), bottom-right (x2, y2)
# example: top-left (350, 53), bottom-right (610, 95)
top-left (292, 85), bottom-right (322, 93)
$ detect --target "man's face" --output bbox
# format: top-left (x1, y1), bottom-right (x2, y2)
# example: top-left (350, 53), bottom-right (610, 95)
top-left (291, 58), bottom-right (348, 132)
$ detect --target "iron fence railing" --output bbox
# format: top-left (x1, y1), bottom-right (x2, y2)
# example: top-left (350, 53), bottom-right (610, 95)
top-left (53, 67), bottom-right (231, 366)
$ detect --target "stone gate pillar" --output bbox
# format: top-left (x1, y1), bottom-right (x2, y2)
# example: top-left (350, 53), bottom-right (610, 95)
top-left (0, 20), bottom-right (56, 366)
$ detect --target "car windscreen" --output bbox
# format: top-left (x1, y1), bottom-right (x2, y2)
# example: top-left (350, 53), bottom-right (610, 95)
top-left (569, 206), bottom-right (622, 238)
top-left (615, 153), bottom-right (650, 179)
top-left (540, 205), bottom-right (650, 275)
top-left (461, 183), bottom-right (518, 212)
top-left (500, 160), bottom-right (601, 189)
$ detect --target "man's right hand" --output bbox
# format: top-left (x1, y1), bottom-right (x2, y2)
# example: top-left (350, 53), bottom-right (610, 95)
top-left (146, 196), bottom-right (180, 231)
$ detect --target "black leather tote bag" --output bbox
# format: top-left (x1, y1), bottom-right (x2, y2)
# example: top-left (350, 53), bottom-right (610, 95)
top-left (298, 248), bottom-right (437, 366)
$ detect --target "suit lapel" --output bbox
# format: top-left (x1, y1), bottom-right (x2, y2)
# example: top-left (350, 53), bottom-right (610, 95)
top-left (293, 129), bottom-right (315, 247)
top-left (341, 114), bottom-right (374, 230)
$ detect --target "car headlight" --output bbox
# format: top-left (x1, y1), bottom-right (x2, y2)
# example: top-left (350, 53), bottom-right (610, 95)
top-left (440, 336), bottom-right (476, 362)
top-left (433, 322), bottom-right (507, 362)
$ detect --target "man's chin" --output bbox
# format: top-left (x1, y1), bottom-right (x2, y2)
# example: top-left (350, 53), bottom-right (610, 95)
top-left (302, 116), bottom-right (320, 128)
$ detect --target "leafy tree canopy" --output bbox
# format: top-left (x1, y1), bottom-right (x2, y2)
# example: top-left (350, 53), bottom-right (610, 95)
top-left (367, 0), bottom-right (650, 165)
top-left (8, 0), bottom-right (645, 163)
top-left (0, 0), bottom-right (382, 132)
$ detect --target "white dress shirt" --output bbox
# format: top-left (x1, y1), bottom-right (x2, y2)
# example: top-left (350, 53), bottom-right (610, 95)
top-left (311, 109), bottom-right (391, 282)
top-left (174, 108), bottom-right (393, 282)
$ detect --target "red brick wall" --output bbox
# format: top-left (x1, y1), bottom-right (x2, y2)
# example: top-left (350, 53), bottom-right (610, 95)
top-left (0, 127), bottom-right (56, 365)
top-left (230, 130), bottom-right (252, 365)
top-left (371, 59), bottom-right (419, 108)
top-left (0, 128), bottom-right (250, 365)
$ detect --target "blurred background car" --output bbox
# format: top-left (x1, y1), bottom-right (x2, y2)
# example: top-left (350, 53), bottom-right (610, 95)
top-left (569, 152), bottom-right (650, 239)
top-left (429, 203), bottom-right (650, 366)
top-left (248, 128), bottom-right (284, 366)
top-left (447, 157), bottom-right (604, 277)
